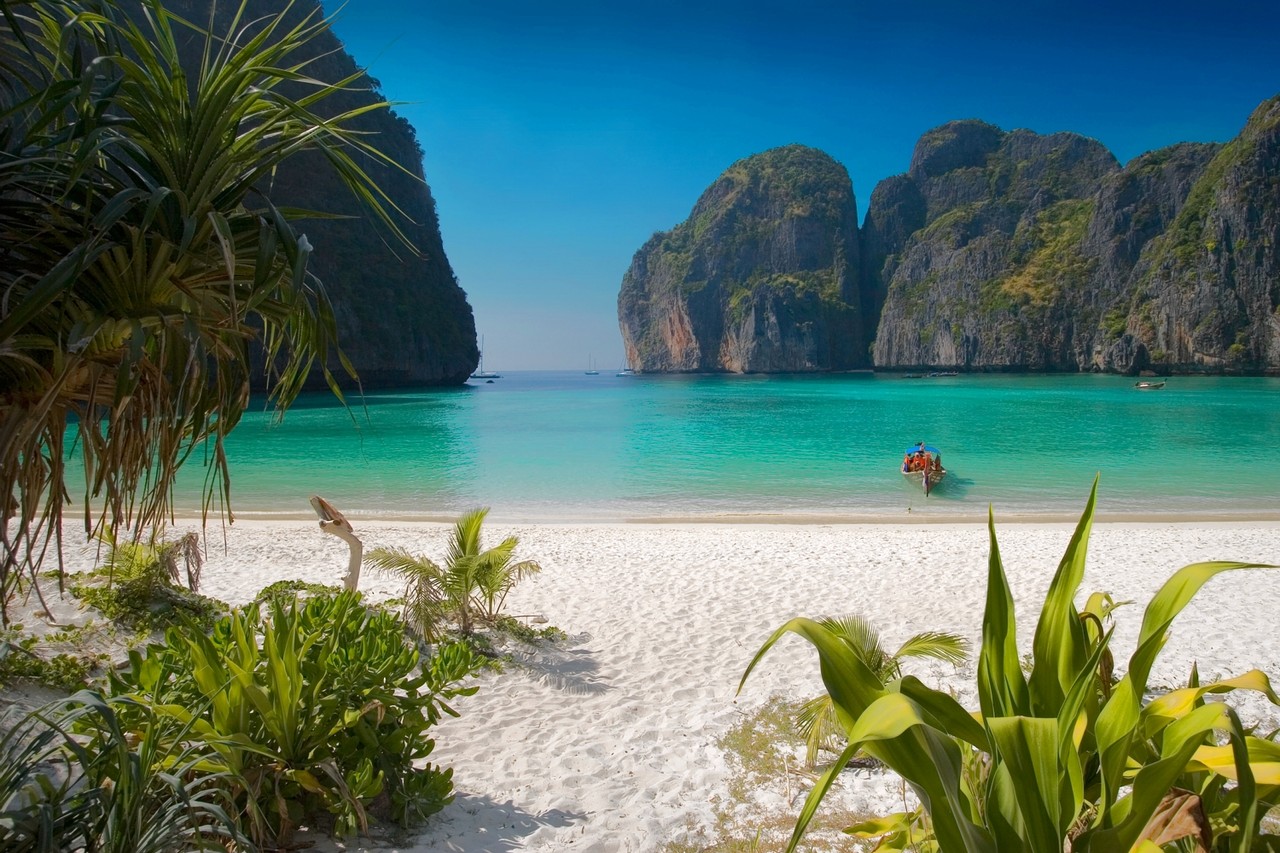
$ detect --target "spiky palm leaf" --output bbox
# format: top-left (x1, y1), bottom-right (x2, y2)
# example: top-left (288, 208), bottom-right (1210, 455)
top-left (366, 508), bottom-right (542, 638)
top-left (891, 631), bottom-right (971, 668)
top-left (1, 0), bottom-right (415, 623)
top-left (446, 508), bottom-right (543, 630)
top-left (363, 546), bottom-right (446, 642)
top-left (795, 615), bottom-right (970, 768)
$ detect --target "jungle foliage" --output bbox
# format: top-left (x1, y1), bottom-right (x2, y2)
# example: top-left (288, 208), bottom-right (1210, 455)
top-left (0, 0), bottom-right (408, 623)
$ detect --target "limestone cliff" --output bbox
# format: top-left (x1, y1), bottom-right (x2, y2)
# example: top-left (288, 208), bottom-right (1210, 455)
top-left (618, 146), bottom-right (865, 372)
top-left (155, 0), bottom-right (477, 387)
top-left (868, 121), bottom-right (1122, 369)
top-left (1105, 97), bottom-right (1280, 373)
top-left (628, 95), bottom-right (1280, 376)
top-left (866, 99), bottom-right (1280, 374)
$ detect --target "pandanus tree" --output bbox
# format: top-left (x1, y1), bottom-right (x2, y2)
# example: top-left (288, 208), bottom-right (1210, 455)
top-left (0, 0), bottom-right (412, 622)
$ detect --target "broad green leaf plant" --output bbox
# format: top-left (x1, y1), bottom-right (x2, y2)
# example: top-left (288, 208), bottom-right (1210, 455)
top-left (741, 480), bottom-right (1280, 851)
top-left (793, 615), bottom-right (969, 768)
top-left (110, 591), bottom-right (480, 846)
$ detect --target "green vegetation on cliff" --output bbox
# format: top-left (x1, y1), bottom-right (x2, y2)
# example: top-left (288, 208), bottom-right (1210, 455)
top-left (619, 144), bottom-right (864, 372)
top-left (720, 145), bottom-right (853, 224)
top-left (1148, 95), bottom-right (1279, 276)
top-left (1157, 141), bottom-right (1242, 270)
top-left (629, 94), bottom-right (1280, 374)
top-left (1001, 199), bottom-right (1096, 308)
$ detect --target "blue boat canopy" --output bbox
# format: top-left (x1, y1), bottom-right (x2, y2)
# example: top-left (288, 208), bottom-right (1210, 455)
top-left (905, 444), bottom-right (941, 454)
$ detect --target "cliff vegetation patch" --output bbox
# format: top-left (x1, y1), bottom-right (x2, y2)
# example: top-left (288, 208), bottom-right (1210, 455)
top-left (1001, 199), bottom-right (1095, 308)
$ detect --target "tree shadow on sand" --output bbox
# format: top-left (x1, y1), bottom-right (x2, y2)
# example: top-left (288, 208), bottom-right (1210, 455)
top-left (506, 631), bottom-right (610, 695)
top-left (410, 793), bottom-right (587, 852)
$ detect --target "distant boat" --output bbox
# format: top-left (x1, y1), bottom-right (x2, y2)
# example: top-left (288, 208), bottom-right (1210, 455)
top-left (471, 336), bottom-right (501, 380)
top-left (585, 354), bottom-right (599, 375)
top-left (901, 442), bottom-right (947, 497)
top-left (1134, 380), bottom-right (1165, 390)
top-left (616, 367), bottom-right (636, 377)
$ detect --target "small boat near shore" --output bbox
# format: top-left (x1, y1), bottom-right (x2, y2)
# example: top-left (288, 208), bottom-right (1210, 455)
top-left (901, 442), bottom-right (946, 496)
top-left (1134, 380), bottom-right (1166, 389)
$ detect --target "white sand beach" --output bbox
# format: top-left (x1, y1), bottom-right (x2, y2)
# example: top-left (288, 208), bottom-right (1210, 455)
top-left (39, 517), bottom-right (1280, 851)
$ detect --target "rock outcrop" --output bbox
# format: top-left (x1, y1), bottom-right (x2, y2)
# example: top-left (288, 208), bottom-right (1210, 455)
top-left (1105, 97), bottom-right (1280, 373)
top-left (618, 146), bottom-right (865, 373)
top-left (867, 101), bottom-right (1280, 374)
top-left (867, 121), bottom-right (1123, 370)
top-left (623, 95), bottom-right (1280, 375)
top-left (155, 0), bottom-right (477, 387)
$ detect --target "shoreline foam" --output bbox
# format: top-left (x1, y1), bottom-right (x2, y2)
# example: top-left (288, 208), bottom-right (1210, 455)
top-left (164, 509), bottom-right (1280, 526)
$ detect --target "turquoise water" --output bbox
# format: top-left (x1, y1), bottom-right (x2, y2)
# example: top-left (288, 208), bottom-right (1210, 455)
top-left (161, 372), bottom-right (1280, 521)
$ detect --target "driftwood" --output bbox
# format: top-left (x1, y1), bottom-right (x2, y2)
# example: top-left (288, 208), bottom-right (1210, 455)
top-left (309, 496), bottom-right (361, 592)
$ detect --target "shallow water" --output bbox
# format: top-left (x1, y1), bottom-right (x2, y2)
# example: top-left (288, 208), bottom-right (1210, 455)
top-left (148, 371), bottom-right (1280, 521)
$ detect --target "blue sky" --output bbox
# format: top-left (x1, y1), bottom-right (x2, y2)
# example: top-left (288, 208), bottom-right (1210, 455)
top-left (326, 1), bottom-right (1280, 370)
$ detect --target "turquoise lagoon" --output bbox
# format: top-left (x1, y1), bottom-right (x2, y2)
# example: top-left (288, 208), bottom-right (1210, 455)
top-left (167, 372), bottom-right (1280, 522)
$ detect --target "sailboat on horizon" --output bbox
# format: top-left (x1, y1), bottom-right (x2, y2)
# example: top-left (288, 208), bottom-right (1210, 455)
top-left (585, 354), bottom-right (599, 375)
top-left (471, 336), bottom-right (501, 380)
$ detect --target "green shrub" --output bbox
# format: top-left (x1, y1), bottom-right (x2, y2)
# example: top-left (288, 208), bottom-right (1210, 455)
top-left (365, 507), bottom-right (542, 639)
top-left (0, 635), bottom-right (101, 692)
top-left (0, 690), bottom-right (247, 852)
top-left (110, 591), bottom-right (481, 847)
top-left (69, 579), bottom-right (224, 634)
top-left (742, 480), bottom-right (1280, 851)
top-left (254, 579), bottom-right (343, 607)
top-left (491, 614), bottom-right (567, 645)
top-left (70, 533), bottom-right (225, 633)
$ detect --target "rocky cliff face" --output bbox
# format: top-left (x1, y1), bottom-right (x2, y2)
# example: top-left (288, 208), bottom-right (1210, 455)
top-left (867, 100), bottom-right (1280, 374)
top-left (626, 95), bottom-right (1280, 375)
top-left (618, 146), bottom-right (865, 372)
top-left (868, 121), bottom-right (1123, 370)
top-left (156, 0), bottom-right (477, 387)
top-left (1104, 97), bottom-right (1280, 373)
top-left (1084, 143), bottom-right (1222, 371)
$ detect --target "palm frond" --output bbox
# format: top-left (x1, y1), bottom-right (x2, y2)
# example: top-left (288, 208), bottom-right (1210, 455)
top-left (816, 614), bottom-right (881, 657)
top-left (791, 616), bottom-right (972, 771)
top-left (816, 614), bottom-right (896, 676)
top-left (794, 695), bottom-right (840, 768)
top-left (364, 546), bottom-right (445, 640)
top-left (447, 507), bottom-right (489, 567)
top-left (1, 0), bottom-right (423, 623)
top-left (364, 546), bottom-right (442, 582)
top-left (892, 631), bottom-right (971, 667)
top-left (502, 558), bottom-right (543, 584)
